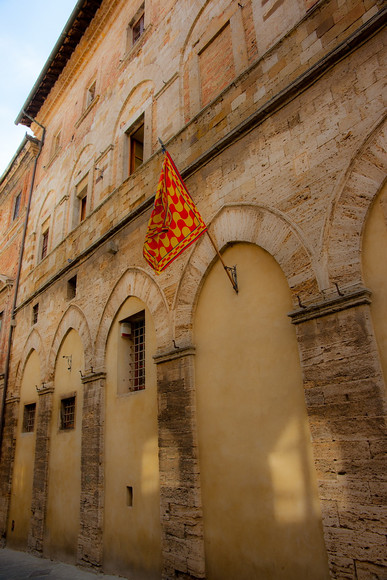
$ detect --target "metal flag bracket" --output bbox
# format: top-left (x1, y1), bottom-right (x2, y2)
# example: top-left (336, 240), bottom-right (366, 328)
top-left (224, 265), bottom-right (238, 294)
top-left (158, 137), bottom-right (166, 152)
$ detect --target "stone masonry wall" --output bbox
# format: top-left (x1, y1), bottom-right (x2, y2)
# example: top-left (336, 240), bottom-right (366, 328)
top-left (155, 349), bottom-right (205, 580)
top-left (0, 0), bottom-right (385, 578)
top-left (291, 294), bottom-right (387, 579)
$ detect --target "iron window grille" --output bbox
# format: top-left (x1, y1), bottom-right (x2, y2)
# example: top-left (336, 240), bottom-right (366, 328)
top-left (60, 396), bottom-right (76, 430)
top-left (130, 316), bottom-right (145, 391)
top-left (132, 12), bottom-right (145, 44)
top-left (23, 403), bottom-right (36, 433)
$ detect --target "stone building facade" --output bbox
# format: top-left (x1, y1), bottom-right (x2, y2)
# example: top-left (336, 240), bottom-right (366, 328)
top-left (0, 0), bottom-right (386, 579)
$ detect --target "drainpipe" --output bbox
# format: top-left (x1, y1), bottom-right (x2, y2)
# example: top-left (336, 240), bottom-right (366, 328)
top-left (0, 114), bottom-right (45, 458)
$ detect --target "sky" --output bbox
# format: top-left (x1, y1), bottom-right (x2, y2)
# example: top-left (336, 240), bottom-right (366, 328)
top-left (0, 0), bottom-right (77, 176)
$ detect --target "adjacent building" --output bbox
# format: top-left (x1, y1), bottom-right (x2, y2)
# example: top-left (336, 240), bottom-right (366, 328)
top-left (0, 0), bottom-right (386, 578)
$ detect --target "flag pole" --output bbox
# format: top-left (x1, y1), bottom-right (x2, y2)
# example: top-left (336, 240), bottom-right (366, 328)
top-left (157, 138), bottom-right (238, 294)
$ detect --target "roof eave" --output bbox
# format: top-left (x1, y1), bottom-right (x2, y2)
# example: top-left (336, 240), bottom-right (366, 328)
top-left (15, 0), bottom-right (103, 128)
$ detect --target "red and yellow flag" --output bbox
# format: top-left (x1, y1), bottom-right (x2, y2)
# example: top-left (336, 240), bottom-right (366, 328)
top-left (143, 151), bottom-right (207, 273)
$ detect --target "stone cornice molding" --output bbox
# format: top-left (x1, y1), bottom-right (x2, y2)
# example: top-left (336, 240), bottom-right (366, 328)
top-left (36, 384), bottom-right (55, 396)
top-left (289, 287), bottom-right (372, 324)
top-left (154, 346), bottom-right (196, 364)
top-left (80, 370), bottom-right (106, 384)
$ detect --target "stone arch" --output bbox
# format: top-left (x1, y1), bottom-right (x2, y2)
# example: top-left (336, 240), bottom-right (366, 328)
top-left (32, 189), bottom-right (55, 234)
top-left (113, 80), bottom-right (154, 138)
top-left (48, 305), bottom-right (93, 381)
top-left (67, 144), bottom-right (95, 195)
top-left (174, 203), bottom-right (318, 344)
top-left (112, 80), bottom-right (154, 180)
top-left (94, 267), bottom-right (169, 368)
top-left (326, 116), bottom-right (387, 289)
top-left (63, 143), bottom-right (96, 234)
top-left (14, 328), bottom-right (44, 391)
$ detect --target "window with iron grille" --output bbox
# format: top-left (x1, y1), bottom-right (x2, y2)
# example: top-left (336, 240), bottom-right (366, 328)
top-left (132, 12), bottom-right (145, 44)
top-left (23, 403), bottom-right (36, 433)
top-left (60, 396), bottom-right (76, 430)
top-left (131, 316), bottom-right (145, 390)
top-left (120, 311), bottom-right (146, 392)
top-left (127, 3), bottom-right (145, 50)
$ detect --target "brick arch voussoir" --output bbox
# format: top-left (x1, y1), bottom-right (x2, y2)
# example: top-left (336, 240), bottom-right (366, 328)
top-left (15, 329), bottom-right (45, 391)
top-left (94, 267), bottom-right (169, 368)
top-left (327, 118), bottom-right (387, 288)
top-left (48, 305), bottom-right (93, 381)
top-left (174, 204), bottom-right (317, 345)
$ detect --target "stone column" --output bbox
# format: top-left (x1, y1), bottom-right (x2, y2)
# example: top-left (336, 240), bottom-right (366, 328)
top-left (77, 370), bottom-right (105, 569)
top-left (28, 384), bottom-right (54, 555)
top-left (290, 288), bottom-right (387, 579)
top-left (154, 347), bottom-right (206, 580)
top-left (0, 394), bottom-right (19, 546)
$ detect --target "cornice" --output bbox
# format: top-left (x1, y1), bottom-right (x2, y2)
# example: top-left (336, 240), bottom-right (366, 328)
top-left (154, 346), bottom-right (196, 364)
top-left (289, 288), bottom-right (372, 324)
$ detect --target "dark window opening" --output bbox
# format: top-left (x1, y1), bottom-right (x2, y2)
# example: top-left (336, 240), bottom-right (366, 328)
top-left (67, 275), bottom-right (77, 300)
top-left (80, 195), bottom-right (87, 222)
top-left (41, 229), bottom-right (49, 260)
top-left (132, 12), bottom-right (145, 44)
top-left (60, 396), bottom-right (76, 430)
top-left (127, 486), bottom-right (133, 507)
top-left (32, 303), bottom-right (39, 325)
top-left (129, 123), bottom-right (144, 175)
top-left (23, 403), bottom-right (36, 433)
top-left (13, 193), bottom-right (21, 220)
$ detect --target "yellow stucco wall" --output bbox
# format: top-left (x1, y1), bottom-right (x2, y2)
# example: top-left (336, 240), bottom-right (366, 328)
top-left (194, 243), bottom-right (329, 580)
top-left (7, 350), bottom-right (40, 549)
top-left (44, 329), bottom-right (83, 563)
top-left (363, 181), bottom-right (387, 391)
top-left (104, 297), bottom-right (161, 579)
